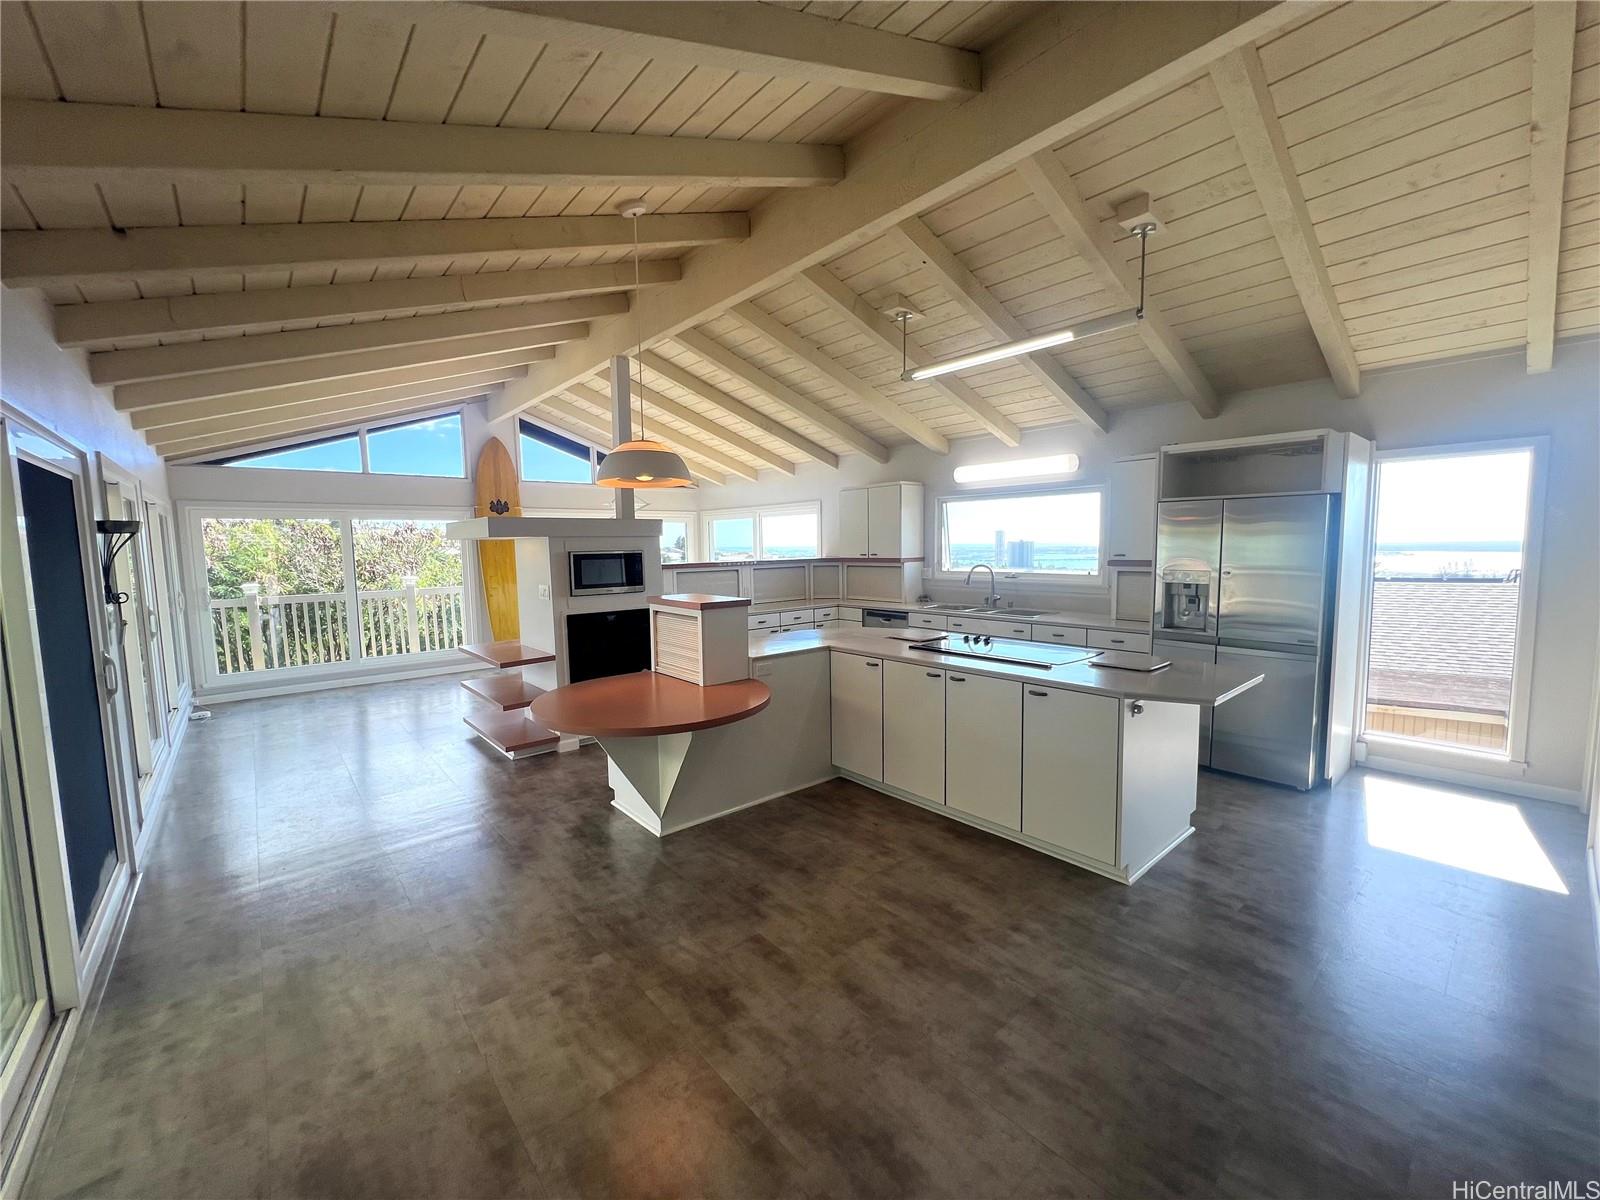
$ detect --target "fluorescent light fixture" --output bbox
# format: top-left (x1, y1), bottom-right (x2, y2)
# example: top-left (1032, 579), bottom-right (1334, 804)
top-left (904, 309), bottom-right (1139, 381)
top-left (953, 453), bottom-right (1080, 484)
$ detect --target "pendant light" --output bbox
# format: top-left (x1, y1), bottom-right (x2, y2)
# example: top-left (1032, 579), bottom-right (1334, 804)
top-left (595, 200), bottom-right (695, 490)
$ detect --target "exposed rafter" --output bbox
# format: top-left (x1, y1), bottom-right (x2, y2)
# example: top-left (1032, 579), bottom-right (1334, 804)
top-left (602, 367), bottom-right (794, 475)
top-left (570, 382), bottom-right (756, 482)
top-left (639, 352), bottom-right (835, 470)
top-left (115, 331), bottom-right (579, 411)
top-left (1211, 46), bottom-right (1361, 399)
top-left (2, 102), bottom-right (844, 193)
top-left (55, 261), bottom-right (680, 347)
top-left (540, 394), bottom-right (725, 486)
top-left (340, 1), bottom-right (981, 102)
top-left (1526, 0), bottom-right (1580, 373)
top-left (135, 367), bottom-right (527, 435)
top-left (490, 1), bottom-right (1299, 421)
top-left (2, 212), bottom-right (748, 288)
top-left (673, 329), bottom-right (889, 464)
top-left (797, 266), bottom-right (1021, 445)
top-left (892, 217), bottom-right (1110, 433)
top-left (732, 302), bottom-right (949, 454)
top-left (128, 354), bottom-right (548, 429)
top-left (1013, 153), bottom-right (1219, 418)
top-left (91, 295), bottom-right (625, 385)
top-left (152, 383), bottom-right (509, 457)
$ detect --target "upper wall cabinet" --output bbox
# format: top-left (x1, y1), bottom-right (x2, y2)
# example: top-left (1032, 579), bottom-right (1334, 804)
top-left (838, 483), bottom-right (924, 559)
top-left (1104, 456), bottom-right (1157, 563)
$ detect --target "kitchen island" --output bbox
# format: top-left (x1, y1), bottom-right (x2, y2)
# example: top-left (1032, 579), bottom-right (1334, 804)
top-left (537, 624), bottom-right (1263, 883)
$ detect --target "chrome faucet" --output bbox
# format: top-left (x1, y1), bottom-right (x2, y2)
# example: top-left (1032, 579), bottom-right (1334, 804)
top-left (965, 563), bottom-right (1003, 607)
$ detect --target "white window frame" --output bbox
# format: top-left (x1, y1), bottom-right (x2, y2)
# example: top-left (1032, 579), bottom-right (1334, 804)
top-left (178, 499), bottom-right (482, 694)
top-left (1355, 436), bottom-right (1548, 772)
top-left (700, 502), bottom-right (822, 562)
top-left (173, 406), bottom-right (468, 479)
top-left (520, 503), bottom-right (698, 562)
top-left (934, 484), bottom-right (1108, 593)
top-left (517, 416), bottom-right (604, 486)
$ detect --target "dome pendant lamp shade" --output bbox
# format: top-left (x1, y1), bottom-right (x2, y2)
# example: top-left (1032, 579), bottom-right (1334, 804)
top-left (595, 439), bottom-right (694, 489)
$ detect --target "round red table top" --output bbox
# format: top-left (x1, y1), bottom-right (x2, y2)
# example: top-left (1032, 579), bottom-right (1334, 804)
top-left (530, 671), bottom-right (771, 737)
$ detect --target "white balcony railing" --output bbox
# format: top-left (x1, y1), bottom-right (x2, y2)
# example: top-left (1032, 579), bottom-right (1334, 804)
top-left (209, 578), bottom-right (466, 676)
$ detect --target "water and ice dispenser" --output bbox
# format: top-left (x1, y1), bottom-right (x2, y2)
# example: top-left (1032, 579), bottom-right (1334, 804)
top-left (1160, 572), bottom-right (1211, 633)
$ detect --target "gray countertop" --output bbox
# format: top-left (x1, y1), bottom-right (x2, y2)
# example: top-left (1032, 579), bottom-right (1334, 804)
top-left (750, 626), bottom-right (1262, 706)
top-left (745, 600), bottom-right (1151, 634)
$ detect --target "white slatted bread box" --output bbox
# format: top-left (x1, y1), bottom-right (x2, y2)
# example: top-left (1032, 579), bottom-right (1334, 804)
top-left (648, 595), bottom-right (752, 686)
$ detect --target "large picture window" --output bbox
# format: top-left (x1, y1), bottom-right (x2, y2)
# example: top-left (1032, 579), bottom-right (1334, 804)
top-left (938, 488), bottom-right (1102, 580)
top-left (205, 411), bottom-right (465, 478)
top-left (520, 420), bottom-right (599, 484)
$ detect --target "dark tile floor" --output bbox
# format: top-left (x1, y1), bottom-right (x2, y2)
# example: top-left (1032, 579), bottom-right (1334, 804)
top-left (23, 676), bottom-right (1600, 1200)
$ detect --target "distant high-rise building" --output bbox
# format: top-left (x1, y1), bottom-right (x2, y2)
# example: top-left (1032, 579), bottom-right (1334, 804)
top-left (1005, 540), bottom-right (1035, 568)
top-left (993, 530), bottom-right (1006, 562)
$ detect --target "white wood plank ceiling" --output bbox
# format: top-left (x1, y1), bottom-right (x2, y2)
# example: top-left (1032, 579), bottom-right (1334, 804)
top-left (1, 1), bottom-right (1595, 473)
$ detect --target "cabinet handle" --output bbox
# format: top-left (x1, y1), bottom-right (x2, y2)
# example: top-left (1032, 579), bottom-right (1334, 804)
top-left (1110, 638), bottom-right (1125, 645)
top-left (925, 671), bottom-right (941, 678)
top-left (949, 675), bottom-right (966, 682)
top-left (865, 661), bottom-right (880, 668)
top-left (1028, 689), bottom-right (1048, 697)
top-left (1128, 700), bottom-right (1145, 717)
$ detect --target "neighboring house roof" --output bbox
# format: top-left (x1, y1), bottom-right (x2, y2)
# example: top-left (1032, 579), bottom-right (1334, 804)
top-left (1366, 580), bottom-right (1519, 716)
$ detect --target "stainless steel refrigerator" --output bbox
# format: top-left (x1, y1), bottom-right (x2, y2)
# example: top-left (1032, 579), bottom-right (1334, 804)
top-left (1153, 494), bottom-right (1337, 790)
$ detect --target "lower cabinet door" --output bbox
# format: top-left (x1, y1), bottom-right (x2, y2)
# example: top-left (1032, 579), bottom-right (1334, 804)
top-left (1022, 686), bottom-right (1118, 864)
top-left (830, 651), bottom-right (884, 781)
top-left (884, 661), bottom-right (944, 803)
top-left (945, 673), bottom-right (1021, 829)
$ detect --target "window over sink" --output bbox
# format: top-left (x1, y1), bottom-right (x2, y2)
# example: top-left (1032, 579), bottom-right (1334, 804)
top-left (937, 487), bottom-right (1103, 585)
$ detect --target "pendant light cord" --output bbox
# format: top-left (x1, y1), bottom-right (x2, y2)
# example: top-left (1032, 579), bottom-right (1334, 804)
top-left (631, 211), bottom-right (645, 440)
top-left (1135, 223), bottom-right (1153, 320)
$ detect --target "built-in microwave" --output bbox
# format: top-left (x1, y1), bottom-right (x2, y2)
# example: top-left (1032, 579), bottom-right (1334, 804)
top-left (569, 550), bottom-right (645, 596)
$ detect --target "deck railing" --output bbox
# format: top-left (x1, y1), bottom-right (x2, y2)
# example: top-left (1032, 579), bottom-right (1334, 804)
top-left (209, 578), bottom-right (465, 675)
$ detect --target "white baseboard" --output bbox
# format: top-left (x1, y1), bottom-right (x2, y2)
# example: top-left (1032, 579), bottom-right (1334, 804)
top-left (1359, 751), bottom-right (1583, 808)
top-left (131, 696), bottom-right (192, 867)
top-left (195, 659), bottom-right (479, 704)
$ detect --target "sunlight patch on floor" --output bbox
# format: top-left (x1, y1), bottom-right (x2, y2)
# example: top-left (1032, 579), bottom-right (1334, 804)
top-left (1362, 775), bottom-right (1568, 894)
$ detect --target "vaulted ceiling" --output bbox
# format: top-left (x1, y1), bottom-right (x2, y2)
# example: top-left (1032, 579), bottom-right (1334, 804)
top-left (3, 1), bottom-right (1595, 480)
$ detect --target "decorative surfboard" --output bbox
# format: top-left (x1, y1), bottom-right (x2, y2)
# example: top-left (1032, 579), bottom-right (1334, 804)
top-left (473, 437), bottom-right (521, 642)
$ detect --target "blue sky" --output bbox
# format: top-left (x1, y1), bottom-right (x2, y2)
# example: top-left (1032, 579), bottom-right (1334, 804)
top-left (228, 415), bottom-right (465, 476)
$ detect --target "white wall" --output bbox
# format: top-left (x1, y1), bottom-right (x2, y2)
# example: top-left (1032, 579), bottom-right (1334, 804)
top-left (1, 289), bottom-right (168, 499)
top-left (696, 340), bottom-right (1600, 800)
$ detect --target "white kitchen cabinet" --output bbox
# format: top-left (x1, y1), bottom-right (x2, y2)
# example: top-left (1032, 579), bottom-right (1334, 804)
top-left (944, 672), bottom-right (1021, 829)
top-left (946, 616), bottom-right (1032, 640)
top-left (780, 609), bottom-right (813, 627)
top-left (909, 611), bottom-right (946, 630)
top-left (1087, 628), bottom-right (1153, 654)
top-left (884, 661), bottom-right (945, 804)
top-left (1032, 625), bottom-right (1089, 647)
top-left (838, 482), bottom-right (923, 558)
top-left (748, 613), bottom-right (780, 631)
top-left (830, 651), bottom-right (884, 781)
top-left (1022, 686), bottom-right (1119, 864)
top-left (1105, 455), bottom-right (1158, 562)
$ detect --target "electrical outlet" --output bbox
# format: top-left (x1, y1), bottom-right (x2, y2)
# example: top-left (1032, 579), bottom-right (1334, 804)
top-left (538, 584), bottom-right (551, 600)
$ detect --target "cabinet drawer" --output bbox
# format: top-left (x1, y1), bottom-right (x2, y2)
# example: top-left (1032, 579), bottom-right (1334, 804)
top-left (1086, 629), bottom-right (1152, 653)
top-left (1032, 625), bottom-right (1088, 646)
top-left (909, 612), bottom-right (946, 629)
top-left (948, 616), bottom-right (1031, 640)
top-left (747, 613), bottom-right (779, 630)
top-left (812, 607), bottom-right (837, 622)
top-left (835, 608), bottom-right (862, 624)
top-left (780, 609), bottom-right (813, 627)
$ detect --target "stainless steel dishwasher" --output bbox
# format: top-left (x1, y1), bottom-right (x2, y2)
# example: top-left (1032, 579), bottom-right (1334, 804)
top-left (861, 608), bottom-right (909, 629)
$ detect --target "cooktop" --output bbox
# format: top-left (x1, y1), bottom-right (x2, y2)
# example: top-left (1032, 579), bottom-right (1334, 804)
top-left (908, 634), bottom-right (1097, 670)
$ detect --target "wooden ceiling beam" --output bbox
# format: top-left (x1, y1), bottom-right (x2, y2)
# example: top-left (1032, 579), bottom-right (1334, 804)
top-left (1014, 152), bottom-right (1219, 418)
top-left (340, 1), bottom-right (980, 102)
top-left (115, 331), bottom-right (578, 411)
top-left (732, 302), bottom-right (949, 454)
top-left (891, 217), bottom-right (1110, 433)
top-left (572, 382), bottom-right (757, 482)
top-left (602, 367), bottom-right (794, 475)
top-left (489, 2), bottom-right (1305, 422)
top-left (2, 101), bottom-right (843, 193)
top-left (92, 295), bottom-right (624, 384)
top-left (541, 394), bottom-right (725, 486)
top-left (639, 353), bottom-right (834, 470)
top-left (1526, 0), bottom-right (1579, 373)
top-left (1210, 46), bottom-right (1361, 399)
top-left (128, 356), bottom-right (545, 428)
top-left (672, 329), bottom-right (889, 464)
top-left (152, 384), bottom-right (505, 457)
top-left (798, 266), bottom-right (1022, 445)
top-left (56, 260), bottom-right (679, 347)
top-left (3, 212), bottom-right (747, 288)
